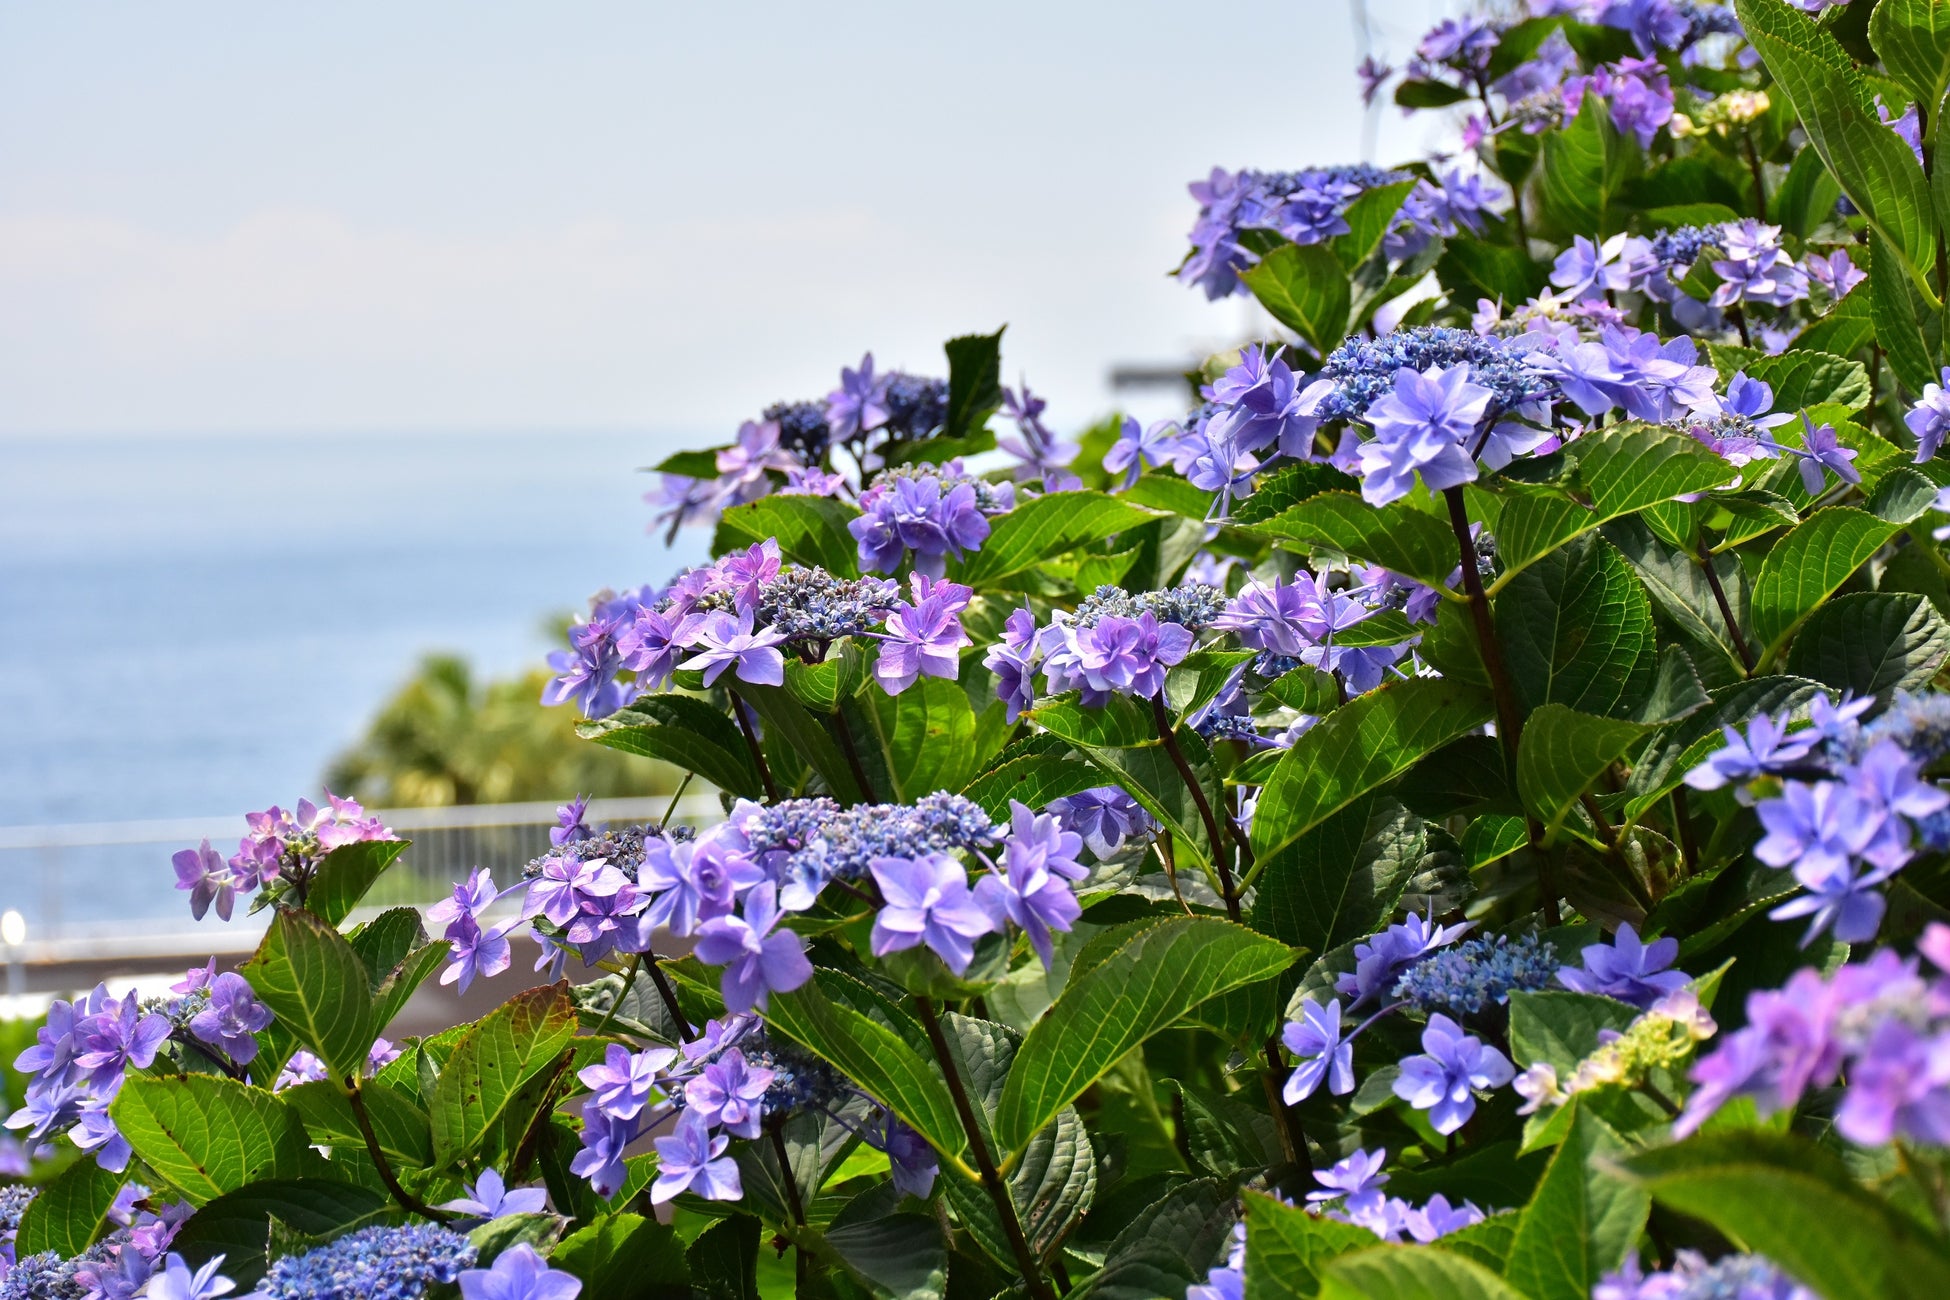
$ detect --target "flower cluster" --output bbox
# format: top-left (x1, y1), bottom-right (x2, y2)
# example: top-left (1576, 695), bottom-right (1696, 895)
top-left (850, 462), bottom-right (1016, 577)
top-left (0, 1187), bottom-right (202, 1300)
top-left (253, 1224), bottom-right (475, 1300)
top-left (987, 584), bottom-right (1225, 714)
top-left (1686, 693), bottom-right (1950, 944)
top-left (7, 966), bottom-right (270, 1173)
top-left (1213, 569), bottom-right (1429, 692)
top-left (1677, 933), bottom-right (1950, 1147)
top-left (1515, 987), bottom-right (1717, 1115)
top-left (1391, 933), bottom-right (1559, 1018)
top-left (1178, 165), bottom-right (1500, 301)
top-left (1596, 1251), bottom-right (1814, 1300)
top-left (172, 792), bottom-right (395, 921)
top-left (543, 541), bottom-right (984, 717)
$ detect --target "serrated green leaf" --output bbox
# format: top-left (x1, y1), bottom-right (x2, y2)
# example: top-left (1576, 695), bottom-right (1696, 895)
top-left (1496, 533), bottom-right (1657, 719)
top-left (824, 1203), bottom-right (947, 1300)
top-left (243, 908), bottom-right (375, 1081)
top-left (109, 1074), bottom-right (314, 1205)
top-left (1503, 1104), bottom-right (1649, 1300)
top-left (1869, 229), bottom-right (1938, 394)
top-left (347, 906), bottom-right (428, 996)
top-left (714, 494), bottom-right (863, 577)
top-left (958, 748), bottom-right (1105, 821)
top-left (371, 943), bottom-right (450, 1038)
top-left (1240, 243), bottom-right (1352, 355)
top-left (1069, 1179), bottom-right (1239, 1300)
top-left (1318, 1246), bottom-right (1531, 1300)
top-left (1738, 348), bottom-right (1871, 414)
top-left (955, 491), bottom-right (1162, 586)
top-left (1250, 798), bottom-right (1425, 956)
top-left (1603, 517), bottom-right (1750, 680)
top-left (1508, 991), bottom-right (1641, 1075)
top-left (1330, 180), bottom-right (1418, 269)
top-left (550, 1213), bottom-right (689, 1297)
top-left (1868, 466), bottom-right (1943, 523)
top-left (1243, 1190), bottom-right (1379, 1300)
top-left (1784, 590), bottom-right (1950, 695)
top-left (1539, 95), bottom-right (1632, 237)
top-left (855, 674), bottom-right (977, 801)
top-left (1871, 0), bottom-right (1950, 131)
top-left (1750, 506), bottom-right (1902, 657)
top-left (304, 838), bottom-right (409, 927)
top-left (1168, 650), bottom-right (1257, 719)
top-left (995, 918), bottom-right (1295, 1151)
top-left (1230, 462), bottom-right (1361, 525)
top-left (429, 981), bottom-right (578, 1169)
top-left (1737, 0), bottom-right (1938, 281)
top-left (733, 680), bottom-right (864, 803)
top-left (762, 969), bottom-right (965, 1160)
top-left (1252, 491), bottom-right (1461, 590)
top-left (1617, 1130), bottom-right (1950, 1300)
top-left (944, 327), bottom-right (1006, 441)
top-left (1516, 704), bottom-right (1652, 831)
top-left (1436, 237), bottom-right (1549, 308)
top-left (283, 1079), bottom-right (432, 1167)
top-left (578, 694), bottom-right (762, 799)
top-left (1123, 472), bottom-right (1217, 519)
top-left (1250, 676), bottom-right (1495, 860)
top-left (15, 1158), bottom-right (125, 1258)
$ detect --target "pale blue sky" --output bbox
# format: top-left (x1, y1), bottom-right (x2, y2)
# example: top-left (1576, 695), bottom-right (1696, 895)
top-left (0, 1), bottom-right (1451, 448)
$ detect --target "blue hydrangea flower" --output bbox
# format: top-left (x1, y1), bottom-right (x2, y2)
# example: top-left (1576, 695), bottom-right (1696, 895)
top-left (1281, 998), bottom-right (1356, 1101)
top-left (868, 852), bottom-right (998, 974)
top-left (255, 1225), bottom-right (475, 1300)
top-left (1394, 934), bottom-right (1558, 1018)
top-left (1393, 1014), bottom-right (1515, 1134)
top-left (1556, 925), bottom-right (1690, 1008)
top-left (651, 1108), bottom-right (742, 1204)
top-left (458, 1243), bottom-right (582, 1300)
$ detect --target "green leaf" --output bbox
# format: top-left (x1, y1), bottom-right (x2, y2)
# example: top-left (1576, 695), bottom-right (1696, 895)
top-left (1539, 95), bottom-right (1631, 237)
top-left (306, 838), bottom-right (409, 927)
top-left (1739, 348), bottom-right (1872, 414)
top-left (1069, 1179), bottom-right (1240, 1300)
top-left (550, 1213), bottom-right (689, 1297)
top-left (1240, 243), bottom-right (1352, 356)
top-left (347, 906), bottom-right (427, 995)
top-left (1230, 462), bottom-right (1360, 526)
top-left (715, 495), bottom-right (863, 578)
top-left (1330, 180), bottom-right (1418, 269)
top-left (429, 981), bottom-right (578, 1169)
top-left (959, 747), bottom-right (1106, 821)
top-left (1870, 229), bottom-right (1939, 394)
top-left (1393, 79), bottom-right (1472, 108)
top-left (762, 969), bottom-right (965, 1160)
top-left (15, 1157), bottom-right (125, 1258)
top-left (1750, 506), bottom-right (1902, 657)
top-left (1250, 798), bottom-right (1425, 956)
top-left (1785, 590), bottom-right (1950, 695)
top-left (1030, 694), bottom-right (1221, 871)
top-left (1509, 1106), bottom-right (1653, 1290)
top-left (578, 694), bottom-right (762, 799)
top-left (944, 327), bottom-right (1006, 441)
top-left (824, 1205), bottom-right (948, 1300)
top-left (937, 1016), bottom-right (1096, 1264)
top-left (1871, 0), bottom-right (1950, 129)
top-left (1250, 676), bottom-right (1495, 860)
top-left (1168, 650), bottom-right (1258, 718)
top-left (1623, 675), bottom-right (1826, 817)
top-left (1509, 991), bottom-right (1641, 1075)
top-left (1795, 285), bottom-right (1876, 357)
top-left (733, 680), bottom-right (864, 804)
top-left (857, 675), bottom-right (978, 801)
top-left (955, 490), bottom-right (1162, 587)
top-left (170, 1179), bottom-right (392, 1289)
top-left (1769, 146), bottom-right (1843, 240)
top-left (1436, 237), bottom-right (1549, 308)
top-left (1123, 472), bottom-right (1218, 520)
top-left (283, 1079), bottom-right (433, 1167)
top-left (1253, 491), bottom-right (1461, 590)
top-left (1516, 704), bottom-right (1652, 832)
top-left (995, 917), bottom-right (1295, 1151)
top-left (1317, 1246), bottom-right (1532, 1300)
top-left (686, 1215), bottom-right (759, 1300)
top-left (1603, 517), bottom-right (1749, 680)
top-left (1617, 1130), bottom-right (1950, 1300)
top-left (1243, 1190), bottom-right (1379, 1300)
top-left (650, 448), bottom-right (723, 479)
top-left (1737, 0), bottom-right (1938, 279)
top-left (109, 1074), bottom-right (315, 1205)
top-left (1496, 533), bottom-right (1657, 718)
top-left (1174, 1081), bottom-right (1283, 1177)
top-left (372, 944), bottom-right (449, 1039)
top-left (243, 907), bottom-right (375, 1081)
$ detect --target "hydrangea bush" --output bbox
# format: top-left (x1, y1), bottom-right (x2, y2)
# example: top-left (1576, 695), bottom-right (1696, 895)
top-left (16, 0), bottom-right (1950, 1296)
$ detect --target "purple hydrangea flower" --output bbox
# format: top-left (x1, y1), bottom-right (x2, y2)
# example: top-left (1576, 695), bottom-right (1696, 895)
top-left (876, 583), bottom-right (973, 695)
top-left (868, 852), bottom-right (998, 974)
top-left (651, 1108), bottom-right (742, 1204)
top-left (975, 851), bottom-right (1081, 970)
top-left (74, 995), bottom-right (171, 1085)
top-left (1556, 924), bottom-right (1689, 1008)
top-left (172, 840), bottom-right (239, 922)
top-left (439, 1168), bottom-right (550, 1222)
top-left (637, 829), bottom-right (761, 937)
top-left (568, 1097), bottom-right (636, 1197)
top-left (1046, 787), bottom-right (1156, 859)
top-left (1795, 415), bottom-right (1860, 495)
top-left (1711, 220), bottom-right (1810, 308)
top-left (1834, 1018), bottom-right (1950, 1147)
top-left (1550, 234), bottom-right (1644, 298)
top-left (849, 477), bottom-right (993, 578)
top-left (1058, 612), bottom-right (1195, 700)
top-left (1003, 800), bottom-right (1088, 882)
top-left (827, 352), bottom-right (890, 442)
top-left (682, 1049), bottom-right (775, 1139)
top-left (1307, 1149), bottom-right (1390, 1219)
top-left (551, 796), bottom-right (592, 847)
top-left (1392, 1013), bottom-right (1514, 1134)
top-left (1282, 998), bottom-right (1356, 1101)
top-left (692, 883), bottom-right (814, 1013)
top-left (1683, 711), bottom-right (1817, 790)
top-left (1356, 364), bottom-right (1494, 506)
top-left (1905, 367), bottom-right (1950, 463)
top-left (442, 912), bottom-right (516, 993)
top-left (578, 1043), bottom-right (678, 1122)
top-left (187, 973), bottom-right (274, 1065)
top-left (458, 1243), bottom-right (582, 1300)
top-left (1336, 912), bottom-right (1472, 1006)
top-left (427, 868), bottom-right (502, 927)
top-left (984, 606), bottom-right (1041, 722)
top-left (878, 1117), bottom-right (939, 1199)
top-left (678, 608), bottom-right (787, 688)
top-left (1103, 416), bottom-right (1189, 489)
top-left (1804, 248), bottom-right (1865, 299)
top-left (542, 617), bottom-right (631, 719)
top-left (142, 1253), bottom-right (237, 1300)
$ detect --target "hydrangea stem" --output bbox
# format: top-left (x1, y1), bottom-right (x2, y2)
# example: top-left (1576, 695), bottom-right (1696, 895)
top-left (1149, 693), bottom-right (1240, 917)
top-left (728, 689), bottom-right (781, 801)
top-left (1696, 541), bottom-right (1755, 673)
top-left (913, 997), bottom-right (1058, 1300)
top-left (647, 954), bottom-right (696, 1042)
top-left (1442, 486), bottom-right (1560, 926)
top-left (347, 1082), bottom-right (453, 1223)
top-left (769, 1124), bottom-right (811, 1293)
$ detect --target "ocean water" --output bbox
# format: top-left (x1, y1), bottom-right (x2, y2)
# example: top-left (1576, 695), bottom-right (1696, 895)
top-left (0, 430), bottom-right (707, 831)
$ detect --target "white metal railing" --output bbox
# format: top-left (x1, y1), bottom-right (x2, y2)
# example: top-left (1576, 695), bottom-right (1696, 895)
top-left (0, 793), bottom-right (722, 959)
